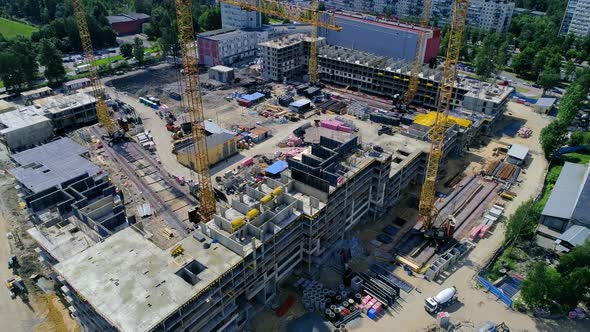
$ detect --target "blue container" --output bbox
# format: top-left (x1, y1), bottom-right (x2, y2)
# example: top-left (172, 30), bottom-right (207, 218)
top-left (367, 308), bottom-right (376, 319)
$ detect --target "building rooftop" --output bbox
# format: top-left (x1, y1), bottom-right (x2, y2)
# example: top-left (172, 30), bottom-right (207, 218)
top-left (33, 93), bottom-right (96, 116)
top-left (0, 107), bottom-right (51, 133)
top-left (55, 227), bottom-right (242, 332)
top-left (198, 27), bottom-right (237, 38)
top-left (542, 162), bottom-right (590, 222)
top-left (507, 144), bottom-right (529, 161)
top-left (64, 78), bottom-right (91, 87)
top-left (535, 97), bottom-right (557, 108)
top-left (21, 86), bottom-right (53, 98)
top-left (106, 13), bottom-right (150, 24)
top-left (259, 34), bottom-right (324, 49)
top-left (290, 98), bottom-right (311, 107)
top-left (460, 77), bottom-right (514, 104)
top-left (210, 65), bottom-right (234, 73)
top-left (0, 99), bottom-right (16, 113)
top-left (176, 121), bottom-right (236, 154)
top-left (9, 138), bottom-right (102, 194)
top-left (27, 221), bottom-right (96, 262)
top-left (557, 225), bottom-right (590, 248)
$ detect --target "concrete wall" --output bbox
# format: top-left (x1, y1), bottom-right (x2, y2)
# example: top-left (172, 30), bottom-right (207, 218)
top-left (0, 117), bottom-right (54, 152)
top-left (325, 15), bottom-right (440, 63)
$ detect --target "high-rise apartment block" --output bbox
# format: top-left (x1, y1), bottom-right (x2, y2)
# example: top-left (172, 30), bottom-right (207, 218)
top-left (220, 1), bottom-right (262, 29)
top-left (465, 0), bottom-right (515, 33)
top-left (560, 0), bottom-right (590, 37)
top-left (325, 0), bottom-right (515, 32)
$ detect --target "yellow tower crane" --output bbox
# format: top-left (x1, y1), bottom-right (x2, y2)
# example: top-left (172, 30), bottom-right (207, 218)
top-left (174, 0), bottom-right (217, 223)
top-left (221, 0), bottom-right (341, 83)
top-left (72, 0), bottom-right (117, 136)
top-left (419, 0), bottom-right (469, 234)
top-left (403, 0), bottom-right (433, 106)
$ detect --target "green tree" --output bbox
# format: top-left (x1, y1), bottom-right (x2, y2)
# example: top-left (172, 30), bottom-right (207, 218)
top-left (569, 131), bottom-right (586, 146)
top-left (512, 47), bottom-right (535, 78)
top-left (120, 43), bottom-right (133, 58)
top-left (558, 241), bottom-right (590, 276)
top-left (504, 199), bottom-right (541, 243)
top-left (38, 38), bottom-right (65, 85)
top-left (540, 121), bottom-right (567, 159)
top-left (521, 263), bottom-right (562, 310)
top-left (0, 51), bottom-right (24, 89)
top-left (133, 37), bottom-right (145, 64)
top-left (198, 6), bottom-right (222, 32)
top-left (262, 13), bottom-right (269, 25)
top-left (537, 68), bottom-right (560, 92)
top-left (564, 60), bottom-right (576, 82)
top-left (474, 33), bottom-right (507, 81)
top-left (11, 36), bottom-right (38, 86)
top-left (319, 2), bottom-right (326, 11)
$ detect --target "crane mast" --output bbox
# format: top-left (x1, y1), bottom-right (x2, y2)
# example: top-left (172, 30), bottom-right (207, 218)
top-left (403, 0), bottom-right (433, 106)
top-left (419, 0), bottom-right (469, 230)
top-left (221, 0), bottom-right (341, 84)
top-left (175, 0), bottom-right (217, 223)
top-left (72, 0), bottom-right (116, 136)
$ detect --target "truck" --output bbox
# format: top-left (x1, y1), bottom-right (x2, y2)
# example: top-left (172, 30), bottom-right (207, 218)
top-left (5, 276), bottom-right (26, 299)
top-left (75, 63), bottom-right (91, 74)
top-left (424, 287), bottom-right (457, 314)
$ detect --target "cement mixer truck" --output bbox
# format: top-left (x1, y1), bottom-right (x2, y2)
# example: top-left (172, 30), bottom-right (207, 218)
top-left (424, 287), bottom-right (457, 313)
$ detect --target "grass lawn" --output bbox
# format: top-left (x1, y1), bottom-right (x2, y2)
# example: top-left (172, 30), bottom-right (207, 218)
top-left (94, 55), bottom-right (124, 67)
top-left (0, 17), bottom-right (37, 39)
top-left (562, 151), bottom-right (590, 165)
top-left (0, 80), bottom-right (4, 88)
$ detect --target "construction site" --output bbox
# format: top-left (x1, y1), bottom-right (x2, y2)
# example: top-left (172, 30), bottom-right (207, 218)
top-left (0, 1), bottom-right (560, 332)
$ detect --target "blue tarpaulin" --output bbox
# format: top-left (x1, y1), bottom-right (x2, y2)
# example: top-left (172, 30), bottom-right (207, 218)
top-left (239, 92), bottom-right (265, 102)
top-left (265, 160), bottom-right (288, 175)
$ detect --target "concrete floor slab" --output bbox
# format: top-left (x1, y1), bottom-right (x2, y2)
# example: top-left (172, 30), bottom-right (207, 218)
top-left (55, 228), bottom-right (242, 332)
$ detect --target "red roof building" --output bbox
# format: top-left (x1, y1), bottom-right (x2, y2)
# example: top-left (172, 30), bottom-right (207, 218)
top-left (107, 13), bottom-right (150, 36)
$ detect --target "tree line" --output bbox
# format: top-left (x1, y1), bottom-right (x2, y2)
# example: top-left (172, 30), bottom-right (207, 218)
top-left (142, 0), bottom-right (221, 57)
top-left (0, 35), bottom-right (66, 89)
top-left (437, 0), bottom-right (589, 91)
top-left (540, 69), bottom-right (590, 159)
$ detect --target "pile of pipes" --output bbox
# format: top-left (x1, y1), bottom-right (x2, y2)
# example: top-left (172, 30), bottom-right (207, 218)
top-left (356, 272), bottom-right (399, 307)
top-left (318, 100), bottom-right (347, 114)
top-left (517, 126), bottom-right (532, 138)
top-left (294, 278), bottom-right (362, 328)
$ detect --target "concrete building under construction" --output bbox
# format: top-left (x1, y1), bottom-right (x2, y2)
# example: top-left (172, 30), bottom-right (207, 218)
top-left (259, 34), bottom-right (326, 81)
top-left (13, 138), bottom-right (128, 269)
top-left (47, 134), bottom-right (432, 332)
